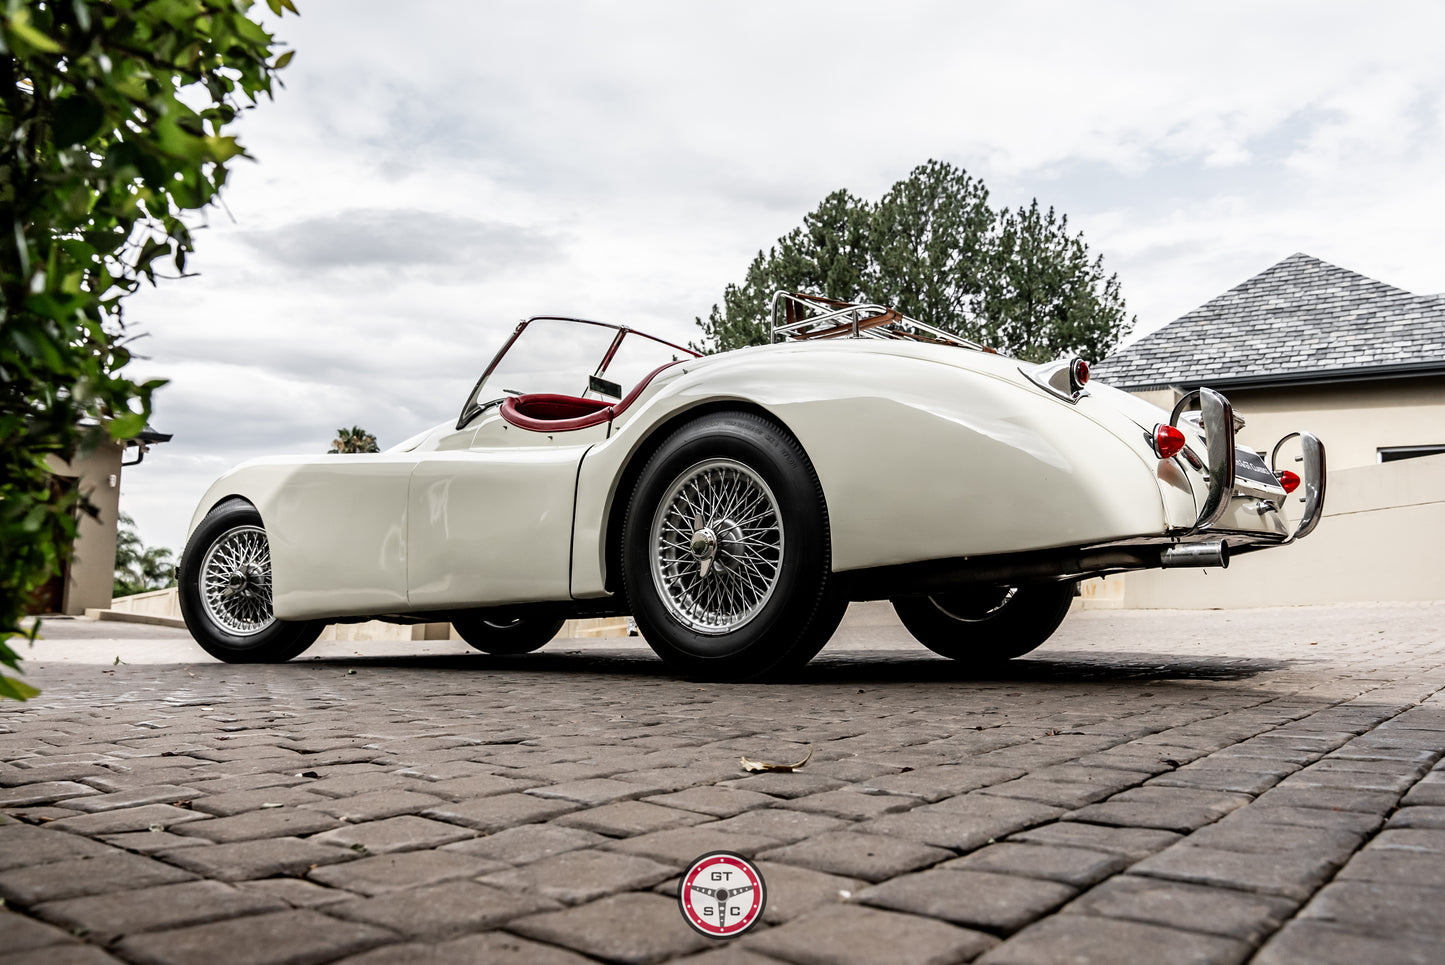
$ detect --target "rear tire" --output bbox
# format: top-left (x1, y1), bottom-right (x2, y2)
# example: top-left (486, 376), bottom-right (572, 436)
top-left (453, 614), bottom-right (565, 654)
top-left (179, 502), bottom-right (325, 663)
top-left (622, 412), bottom-right (838, 681)
top-left (891, 582), bottom-right (1074, 662)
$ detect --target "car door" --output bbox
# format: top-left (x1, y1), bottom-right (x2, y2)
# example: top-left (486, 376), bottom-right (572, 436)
top-left (404, 411), bottom-right (608, 609)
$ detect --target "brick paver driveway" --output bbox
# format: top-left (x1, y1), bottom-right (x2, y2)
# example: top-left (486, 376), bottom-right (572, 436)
top-left (2, 602), bottom-right (1443, 965)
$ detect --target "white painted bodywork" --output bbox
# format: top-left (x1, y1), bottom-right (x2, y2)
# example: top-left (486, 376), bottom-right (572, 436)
top-left (188, 338), bottom-right (1285, 622)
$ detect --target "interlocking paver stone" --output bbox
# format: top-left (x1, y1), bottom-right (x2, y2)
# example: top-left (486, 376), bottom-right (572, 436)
top-left (1061, 874), bottom-right (1296, 942)
top-left (1131, 843), bottom-right (1339, 899)
top-left (554, 800), bottom-right (711, 837)
top-left (1006, 821), bottom-right (1182, 858)
top-left (482, 848), bottom-right (673, 904)
top-left (859, 868), bottom-right (1076, 932)
top-left (0, 907), bottom-right (75, 954)
top-left (308, 850), bottom-right (505, 896)
top-left (525, 778), bottom-right (654, 805)
top-left (979, 915), bottom-right (1251, 965)
top-left (46, 803), bottom-right (208, 835)
top-left (64, 785), bottom-right (200, 813)
top-left (1253, 921), bottom-right (1444, 965)
top-left (945, 842), bottom-right (1129, 887)
top-left (781, 787), bottom-right (915, 820)
top-left (0, 824), bottom-right (119, 870)
top-left (158, 836), bottom-right (354, 880)
top-left (743, 903), bottom-right (996, 965)
top-left (32, 880), bottom-right (288, 944)
top-left (1296, 880), bottom-right (1445, 939)
top-left (1065, 786), bottom-right (1251, 832)
top-left (758, 830), bottom-right (950, 882)
top-left (608, 826), bottom-right (785, 865)
top-left (304, 788), bottom-right (446, 822)
top-left (0, 852), bottom-right (195, 904)
top-left (699, 807), bottom-right (846, 844)
top-left (310, 815), bottom-right (474, 854)
top-left (0, 781), bottom-right (99, 808)
top-left (642, 786), bottom-right (779, 817)
top-left (112, 909), bottom-right (394, 965)
top-left (326, 880), bottom-right (558, 937)
top-left (187, 786), bottom-right (328, 816)
top-left (422, 793), bottom-right (579, 831)
top-left (440, 823), bottom-right (605, 864)
top-left (331, 931), bottom-right (597, 964)
top-left (170, 807), bottom-right (341, 842)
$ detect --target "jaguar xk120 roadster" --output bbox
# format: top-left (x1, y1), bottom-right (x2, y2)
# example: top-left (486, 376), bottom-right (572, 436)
top-left (180, 292), bottom-right (1325, 679)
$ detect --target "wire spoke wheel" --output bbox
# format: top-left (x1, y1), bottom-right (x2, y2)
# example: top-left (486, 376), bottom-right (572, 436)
top-left (198, 525), bottom-right (276, 636)
top-left (649, 458), bottom-right (784, 634)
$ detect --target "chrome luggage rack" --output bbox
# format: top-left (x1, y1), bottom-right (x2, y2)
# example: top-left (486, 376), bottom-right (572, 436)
top-left (770, 291), bottom-right (984, 349)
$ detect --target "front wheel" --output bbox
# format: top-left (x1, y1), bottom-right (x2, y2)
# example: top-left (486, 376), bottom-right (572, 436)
top-left (178, 502), bottom-right (326, 663)
top-left (622, 412), bottom-right (839, 681)
top-left (452, 614), bottom-right (565, 654)
top-left (891, 582), bottom-right (1074, 662)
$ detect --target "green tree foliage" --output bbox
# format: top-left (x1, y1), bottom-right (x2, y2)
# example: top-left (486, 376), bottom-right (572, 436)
top-left (694, 160), bottom-right (1134, 363)
top-left (1, 0), bottom-right (295, 700)
top-left (328, 426), bottom-right (379, 454)
top-left (112, 511), bottom-right (174, 598)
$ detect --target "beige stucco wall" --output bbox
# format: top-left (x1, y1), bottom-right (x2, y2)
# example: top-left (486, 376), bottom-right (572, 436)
top-left (1132, 376), bottom-right (1445, 471)
top-left (1101, 452), bottom-right (1445, 608)
top-left (45, 441), bottom-right (125, 615)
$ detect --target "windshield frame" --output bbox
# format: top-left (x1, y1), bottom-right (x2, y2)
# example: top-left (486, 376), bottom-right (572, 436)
top-left (456, 316), bottom-right (699, 430)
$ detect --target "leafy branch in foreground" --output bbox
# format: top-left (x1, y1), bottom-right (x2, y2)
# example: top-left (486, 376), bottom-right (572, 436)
top-left (1, 0), bottom-right (296, 699)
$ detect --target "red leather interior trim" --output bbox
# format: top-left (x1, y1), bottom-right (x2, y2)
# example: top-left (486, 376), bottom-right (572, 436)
top-left (499, 361), bottom-right (684, 433)
top-left (501, 394), bottom-right (613, 431)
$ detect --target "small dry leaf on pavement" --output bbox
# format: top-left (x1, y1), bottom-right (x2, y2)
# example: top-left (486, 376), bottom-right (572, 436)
top-left (740, 745), bottom-right (813, 773)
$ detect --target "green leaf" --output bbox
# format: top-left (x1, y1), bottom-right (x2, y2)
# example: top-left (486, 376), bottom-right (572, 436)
top-left (273, 48), bottom-right (295, 69)
top-left (107, 411), bottom-right (147, 440)
top-left (203, 135), bottom-right (246, 163)
top-left (4, 10), bottom-right (64, 53)
top-left (0, 675), bottom-right (40, 701)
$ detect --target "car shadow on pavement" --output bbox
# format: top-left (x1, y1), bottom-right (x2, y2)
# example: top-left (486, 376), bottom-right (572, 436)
top-left (300, 647), bottom-right (1294, 685)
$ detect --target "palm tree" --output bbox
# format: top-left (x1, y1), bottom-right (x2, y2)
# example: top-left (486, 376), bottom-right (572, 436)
top-left (328, 426), bottom-right (380, 454)
top-left (113, 513), bottom-right (176, 598)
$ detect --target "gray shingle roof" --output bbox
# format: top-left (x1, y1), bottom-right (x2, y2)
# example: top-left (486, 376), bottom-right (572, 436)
top-left (1094, 253), bottom-right (1445, 391)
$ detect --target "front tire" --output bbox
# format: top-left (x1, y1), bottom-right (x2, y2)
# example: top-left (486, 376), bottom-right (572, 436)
top-left (622, 412), bottom-right (838, 681)
top-left (891, 582), bottom-right (1074, 662)
top-left (179, 502), bottom-right (325, 663)
top-left (452, 614), bottom-right (565, 654)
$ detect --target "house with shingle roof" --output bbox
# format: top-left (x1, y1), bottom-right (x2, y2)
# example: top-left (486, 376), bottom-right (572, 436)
top-left (1095, 253), bottom-right (1445, 469)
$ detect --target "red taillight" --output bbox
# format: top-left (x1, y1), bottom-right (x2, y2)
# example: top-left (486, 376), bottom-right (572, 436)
top-left (1278, 470), bottom-right (1300, 494)
top-left (1071, 358), bottom-right (1090, 388)
top-left (1152, 424), bottom-right (1186, 459)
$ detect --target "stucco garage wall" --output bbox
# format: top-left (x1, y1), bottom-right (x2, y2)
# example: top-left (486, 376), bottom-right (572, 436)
top-left (1110, 452), bottom-right (1445, 608)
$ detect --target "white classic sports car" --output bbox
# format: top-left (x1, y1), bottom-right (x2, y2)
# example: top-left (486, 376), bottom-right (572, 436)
top-left (179, 293), bottom-right (1325, 680)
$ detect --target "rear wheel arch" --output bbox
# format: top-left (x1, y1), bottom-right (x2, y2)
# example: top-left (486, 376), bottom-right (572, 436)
top-left (601, 401), bottom-right (819, 599)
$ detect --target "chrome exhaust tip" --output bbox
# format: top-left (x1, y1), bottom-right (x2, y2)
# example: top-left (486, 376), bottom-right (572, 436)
top-left (1160, 541), bottom-right (1230, 568)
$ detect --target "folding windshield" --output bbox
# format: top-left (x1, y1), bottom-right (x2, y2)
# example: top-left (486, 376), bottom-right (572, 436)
top-left (458, 317), bottom-right (698, 428)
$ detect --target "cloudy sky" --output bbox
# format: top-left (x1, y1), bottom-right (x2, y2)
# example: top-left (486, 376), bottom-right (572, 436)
top-left (121, 0), bottom-right (1445, 554)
